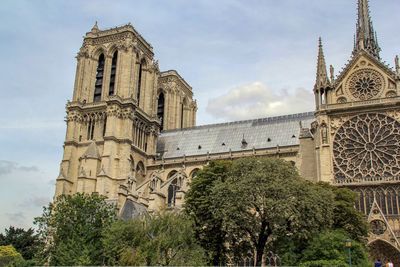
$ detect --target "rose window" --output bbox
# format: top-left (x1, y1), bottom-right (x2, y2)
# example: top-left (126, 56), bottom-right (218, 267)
top-left (347, 69), bottom-right (384, 100)
top-left (333, 113), bottom-right (400, 182)
top-left (370, 219), bottom-right (387, 236)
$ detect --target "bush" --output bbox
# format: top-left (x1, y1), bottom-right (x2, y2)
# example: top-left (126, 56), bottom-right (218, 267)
top-left (0, 245), bottom-right (23, 266)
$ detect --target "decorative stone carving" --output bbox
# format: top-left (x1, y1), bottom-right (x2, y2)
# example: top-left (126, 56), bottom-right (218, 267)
top-left (333, 113), bottom-right (400, 182)
top-left (320, 121), bottom-right (328, 144)
top-left (337, 97), bottom-right (347, 104)
top-left (347, 69), bottom-right (384, 100)
top-left (370, 219), bottom-right (387, 235)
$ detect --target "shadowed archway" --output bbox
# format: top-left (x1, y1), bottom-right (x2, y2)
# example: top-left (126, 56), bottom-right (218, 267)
top-left (368, 239), bottom-right (400, 265)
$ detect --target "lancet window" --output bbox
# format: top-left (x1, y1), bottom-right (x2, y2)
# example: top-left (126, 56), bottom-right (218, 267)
top-left (157, 93), bottom-right (165, 130)
top-left (87, 119), bottom-right (95, 140)
top-left (108, 51), bottom-right (118, 95)
top-left (355, 187), bottom-right (400, 216)
top-left (94, 54), bottom-right (105, 102)
top-left (137, 60), bottom-right (144, 105)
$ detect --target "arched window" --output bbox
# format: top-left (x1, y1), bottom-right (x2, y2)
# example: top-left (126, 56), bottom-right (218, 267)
top-left (137, 60), bottom-right (144, 105)
top-left (87, 118), bottom-right (95, 140)
top-left (190, 168), bottom-right (199, 179)
top-left (167, 170), bottom-right (177, 180)
top-left (365, 190), bottom-right (374, 215)
top-left (94, 54), bottom-right (105, 102)
top-left (109, 51), bottom-right (118, 95)
top-left (136, 161), bottom-right (145, 185)
top-left (376, 190), bottom-right (387, 215)
top-left (157, 93), bottom-right (165, 130)
top-left (168, 178), bottom-right (180, 206)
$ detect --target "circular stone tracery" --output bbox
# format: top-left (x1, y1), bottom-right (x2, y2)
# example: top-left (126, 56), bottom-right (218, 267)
top-left (333, 113), bottom-right (400, 182)
top-left (370, 220), bottom-right (387, 236)
top-left (347, 69), bottom-right (384, 100)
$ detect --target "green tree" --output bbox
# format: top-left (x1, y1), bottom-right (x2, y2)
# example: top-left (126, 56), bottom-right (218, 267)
top-left (299, 230), bottom-right (371, 267)
top-left (0, 245), bottom-right (23, 266)
top-left (278, 184), bottom-right (369, 266)
top-left (211, 157), bottom-right (334, 266)
top-left (102, 211), bottom-right (207, 266)
top-left (323, 183), bottom-right (369, 242)
top-left (184, 160), bottom-right (231, 265)
top-left (34, 193), bottom-right (117, 266)
top-left (0, 226), bottom-right (42, 260)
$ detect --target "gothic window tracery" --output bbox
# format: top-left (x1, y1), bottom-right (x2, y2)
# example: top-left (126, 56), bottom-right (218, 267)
top-left (333, 113), bottom-right (400, 183)
top-left (347, 69), bottom-right (384, 100)
top-left (370, 219), bottom-right (387, 236)
top-left (94, 54), bottom-right (105, 102)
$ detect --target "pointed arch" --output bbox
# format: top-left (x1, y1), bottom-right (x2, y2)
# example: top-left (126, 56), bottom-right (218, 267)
top-left (190, 168), bottom-right (200, 179)
top-left (367, 239), bottom-right (400, 265)
top-left (375, 188), bottom-right (387, 215)
top-left (136, 161), bottom-right (145, 185)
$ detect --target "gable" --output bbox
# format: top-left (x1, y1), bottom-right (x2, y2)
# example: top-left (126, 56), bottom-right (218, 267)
top-left (332, 53), bottom-right (397, 104)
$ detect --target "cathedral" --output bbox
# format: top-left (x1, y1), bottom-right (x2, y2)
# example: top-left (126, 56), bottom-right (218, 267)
top-left (54, 0), bottom-right (400, 262)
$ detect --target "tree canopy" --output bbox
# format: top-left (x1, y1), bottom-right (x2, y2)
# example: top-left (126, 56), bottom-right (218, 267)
top-left (184, 160), bottom-right (231, 265)
top-left (185, 157), bottom-right (370, 266)
top-left (0, 226), bottom-right (42, 261)
top-left (34, 193), bottom-right (117, 266)
top-left (102, 211), bottom-right (207, 266)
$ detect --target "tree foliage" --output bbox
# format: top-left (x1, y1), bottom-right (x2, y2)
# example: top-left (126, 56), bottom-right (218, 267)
top-left (185, 157), bottom-right (370, 266)
top-left (299, 230), bottom-right (371, 267)
top-left (211, 157), bottom-right (334, 266)
top-left (102, 211), bottom-right (207, 266)
top-left (33, 193), bottom-right (117, 266)
top-left (0, 226), bottom-right (42, 260)
top-left (0, 245), bottom-right (23, 266)
top-left (184, 160), bottom-right (231, 265)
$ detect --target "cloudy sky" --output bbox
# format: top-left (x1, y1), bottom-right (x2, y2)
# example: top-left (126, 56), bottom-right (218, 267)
top-left (0, 0), bottom-right (399, 231)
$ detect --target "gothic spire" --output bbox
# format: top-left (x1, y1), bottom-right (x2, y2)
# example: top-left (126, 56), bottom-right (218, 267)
top-left (315, 37), bottom-right (330, 90)
top-left (353, 0), bottom-right (380, 59)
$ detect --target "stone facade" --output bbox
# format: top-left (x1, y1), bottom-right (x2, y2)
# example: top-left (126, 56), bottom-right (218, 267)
top-left (54, 0), bottom-right (400, 262)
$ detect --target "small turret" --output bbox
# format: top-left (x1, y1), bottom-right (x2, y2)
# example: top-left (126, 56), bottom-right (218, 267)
top-left (314, 38), bottom-right (331, 109)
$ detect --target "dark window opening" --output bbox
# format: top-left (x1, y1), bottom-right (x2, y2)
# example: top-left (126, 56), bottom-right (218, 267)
top-left (87, 119), bottom-right (95, 140)
top-left (103, 116), bottom-right (107, 137)
top-left (94, 54), bottom-right (104, 102)
top-left (168, 178), bottom-right (180, 206)
top-left (157, 93), bottom-right (165, 130)
top-left (137, 61), bottom-right (143, 105)
top-left (108, 51), bottom-right (118, 95)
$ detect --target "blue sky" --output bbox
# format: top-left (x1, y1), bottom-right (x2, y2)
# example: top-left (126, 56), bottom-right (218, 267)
top-left (0, 0), bottom-right (399, 231)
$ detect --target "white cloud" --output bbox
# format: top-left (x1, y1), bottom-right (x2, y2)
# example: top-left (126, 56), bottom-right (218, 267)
top-left (206, 82), bottom-right (314, 121)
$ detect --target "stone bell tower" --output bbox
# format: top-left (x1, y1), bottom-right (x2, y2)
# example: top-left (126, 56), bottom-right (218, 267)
top-left (54, 23), bottom-right (161, 208)
top-left (54, 22), bottom-right (197, 212)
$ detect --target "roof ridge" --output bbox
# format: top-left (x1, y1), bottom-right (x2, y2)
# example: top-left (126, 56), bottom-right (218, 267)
top-left (161, 111), bottom-right (315, 133)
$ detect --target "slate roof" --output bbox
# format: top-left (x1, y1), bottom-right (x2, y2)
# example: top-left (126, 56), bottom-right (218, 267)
top-left (119, 199), bottom-right (149, 220)
top-left (157, 112), bottom-right (315, 159)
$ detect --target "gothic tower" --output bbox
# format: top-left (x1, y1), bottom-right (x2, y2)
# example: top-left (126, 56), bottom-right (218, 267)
top-left (54, 23), bottom-right (197, 211)
top-left (313, 0), bottom-right (400, 260)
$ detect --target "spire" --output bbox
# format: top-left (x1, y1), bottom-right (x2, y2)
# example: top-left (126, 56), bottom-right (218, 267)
top-left (315, 37), bottom-right (330, 90)
top-left (353, 0), bottom-right (380, 59)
